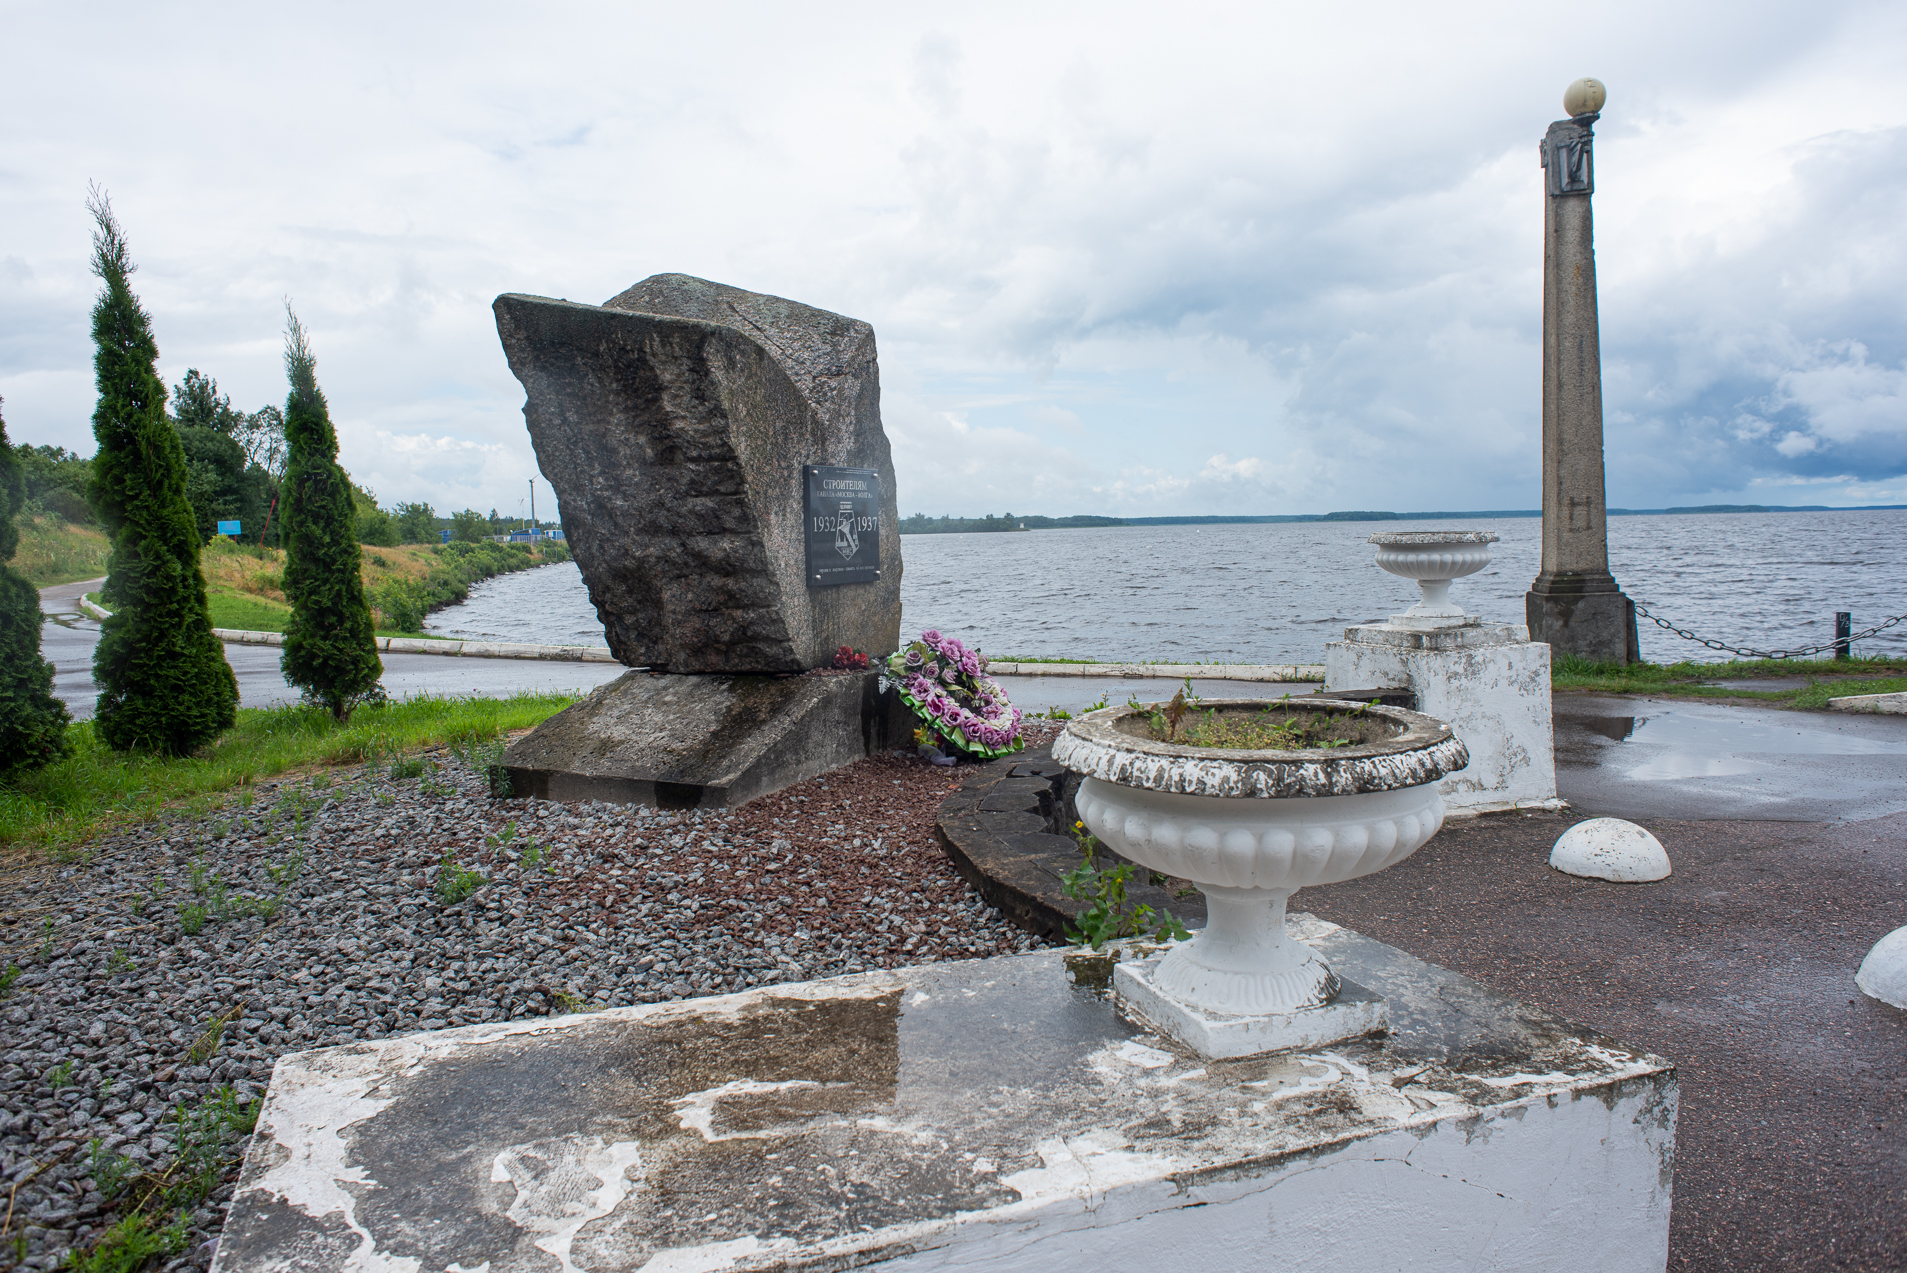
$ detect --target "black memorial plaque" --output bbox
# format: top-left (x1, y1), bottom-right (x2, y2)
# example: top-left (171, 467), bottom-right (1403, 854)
top-left (803, 465), bottom-right (881, 587)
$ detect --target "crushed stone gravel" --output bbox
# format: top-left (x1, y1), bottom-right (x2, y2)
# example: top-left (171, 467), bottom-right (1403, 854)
top-left (0, 736), bottom-right (1061, 1272)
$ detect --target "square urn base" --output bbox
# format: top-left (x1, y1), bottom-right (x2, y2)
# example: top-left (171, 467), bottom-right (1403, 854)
top-left (1113, 954), bottom-right (1389, 1058)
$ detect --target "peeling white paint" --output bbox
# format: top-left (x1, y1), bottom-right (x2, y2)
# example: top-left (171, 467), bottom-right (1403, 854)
top-left (222, 950), bottom-right (1676, 1273)
top-left (1113, 1042), bottom-right (1174, 1069)
top-left (672, 1080), bottom-right (834, 1142)
top-left (636, 1235), bottom-right (792, 1272)
top-left (234, 1048), bottom-right (420, 1273)
top-left (490, 1136), bottom-right (644, 1273)
top-left (999, 1134), bottom-right (1184, 1211)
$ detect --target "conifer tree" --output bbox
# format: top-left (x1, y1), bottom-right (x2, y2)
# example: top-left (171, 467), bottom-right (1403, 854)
top-left (85, 189), bottom-right (238, 753)
top-left (0, 399), bottom-right (71, 771)
top-left (279, 307), bottom-right (381, 720)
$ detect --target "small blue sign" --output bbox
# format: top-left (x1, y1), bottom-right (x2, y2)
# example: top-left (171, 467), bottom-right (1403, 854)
top-left (217, 520), bottom-right (242, 536)
top-left (440, 529), bottom-right (453, 543)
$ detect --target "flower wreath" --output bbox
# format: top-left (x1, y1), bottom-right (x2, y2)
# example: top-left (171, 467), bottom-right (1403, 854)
top-left (879, 629), bottom-right (1025, 759)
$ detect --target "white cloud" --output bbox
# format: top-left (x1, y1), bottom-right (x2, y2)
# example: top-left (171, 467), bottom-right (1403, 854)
top-left (4, 0), bottom-right (1907, 517)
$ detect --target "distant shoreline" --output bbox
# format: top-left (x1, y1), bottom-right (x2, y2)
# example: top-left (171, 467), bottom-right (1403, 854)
top-left (898, 505), bottom-right (1907, 534)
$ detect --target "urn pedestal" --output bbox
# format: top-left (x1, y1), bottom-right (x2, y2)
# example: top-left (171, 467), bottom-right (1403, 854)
top-left (1328, 529), bottom-right (1561, 814)
top-left (1053, 700), bottom-right (1469, 1058)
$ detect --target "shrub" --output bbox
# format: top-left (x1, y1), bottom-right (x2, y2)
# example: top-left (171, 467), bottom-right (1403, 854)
top-left (278, 308), bottom-right (382, 721)
top-left (84, 189), bottom-right (237, 754)
top-left (374, 578), bottom-right (426, 633)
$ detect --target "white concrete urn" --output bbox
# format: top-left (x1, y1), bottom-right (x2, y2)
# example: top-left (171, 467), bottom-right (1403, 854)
top-left (1053, 699), bottom-right (1469, 1055)
top-left (1368, 530), bottom-right (1499, 626)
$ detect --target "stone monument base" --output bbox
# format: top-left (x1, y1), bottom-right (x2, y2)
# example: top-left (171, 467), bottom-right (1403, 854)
top-left (1113, 955), bottom-right (1388, 1057)
top-left (1526, 580), bottom-right (1641, 664)
top-left (1325, 620), bottom-right (1561, 814)
top-left (501, 668), bottom-right (915, 808)
top-left (214, 923), bottom-right (1675, 1273)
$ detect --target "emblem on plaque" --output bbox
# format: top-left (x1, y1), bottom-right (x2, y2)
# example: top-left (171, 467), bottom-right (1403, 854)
top-left (803, 465), bottom-right (881, 587)
top-left (836, 500), bottom-right (859, 560)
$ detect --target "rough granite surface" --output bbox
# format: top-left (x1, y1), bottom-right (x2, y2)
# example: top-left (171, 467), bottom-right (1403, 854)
top-left (493, 274), bottom-right (902, 673)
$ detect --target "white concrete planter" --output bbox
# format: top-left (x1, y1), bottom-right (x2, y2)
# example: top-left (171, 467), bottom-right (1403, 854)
top-left (1368, 530), bottom-right (1499, 626)
top-left (1053, 699), bottom-right (1469, 1055)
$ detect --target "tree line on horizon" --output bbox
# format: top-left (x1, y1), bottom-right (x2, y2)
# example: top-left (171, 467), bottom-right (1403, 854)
top-left (14, 414), bottom-right (544, 551)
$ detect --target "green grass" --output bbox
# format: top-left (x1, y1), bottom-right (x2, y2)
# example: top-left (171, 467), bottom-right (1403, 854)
top-left (206, 590), bottom-right (293, 631)
top-left (1551, 653), bottom-right (1907, 708)
top-left (12, 513), bottom-right (110, 587)
top-left (0, 691), bottom-right (575, 853)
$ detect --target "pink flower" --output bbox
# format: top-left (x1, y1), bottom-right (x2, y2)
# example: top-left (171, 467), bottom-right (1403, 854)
top-left (959, 651), bottom-right (980, 676)
top-left (908, 674), bottom-right (933, 698)
top-left (920, 629), bottom-right (943, 646)
top-left (941, 665), bottom-right (959, 684)
top-left (961, 718), bottom-right (984, 739)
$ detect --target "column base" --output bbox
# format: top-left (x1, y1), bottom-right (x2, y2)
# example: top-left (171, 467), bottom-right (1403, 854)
top-left (1526, 575), bottom-right (1640, 664)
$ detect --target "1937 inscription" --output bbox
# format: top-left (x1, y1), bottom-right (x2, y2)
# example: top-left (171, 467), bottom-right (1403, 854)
top-left (803, 465), bottom-right (881, 587)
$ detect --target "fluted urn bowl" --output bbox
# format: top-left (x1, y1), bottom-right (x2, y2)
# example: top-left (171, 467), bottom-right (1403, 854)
top-left (1368, 530), bottom-right (1499, 624)
top-left (1052, 700), bottom-right (1469, 1018)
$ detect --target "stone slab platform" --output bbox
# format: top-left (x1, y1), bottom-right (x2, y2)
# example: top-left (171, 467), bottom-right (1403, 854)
top-left (215, 923), bottom-right (1675, 1273)
top-left (502, 668), bottom-right (914, 808)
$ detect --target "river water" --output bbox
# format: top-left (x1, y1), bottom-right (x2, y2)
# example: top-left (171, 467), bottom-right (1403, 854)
top-left (427, 510), bottom-right (1907, 665)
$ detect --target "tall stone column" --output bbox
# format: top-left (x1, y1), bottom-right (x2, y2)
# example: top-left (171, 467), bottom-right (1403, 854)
top-left (1526, 78), bottom-right (1640, 664)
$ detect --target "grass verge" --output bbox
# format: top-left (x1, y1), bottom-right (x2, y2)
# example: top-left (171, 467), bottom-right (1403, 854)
top-left (0, 692), bottom-right (575, 854)
top-left (13, 514), bottom-right (110, 587)
top-left (1552, 653), bottom-right (1907, 707)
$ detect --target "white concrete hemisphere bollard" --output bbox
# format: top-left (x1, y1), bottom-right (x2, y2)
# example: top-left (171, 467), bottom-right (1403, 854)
top-left (1366, 530), bottom-right (1499, 626)
top-left (1855, 927), bottom-right (1907, 1009)
top-left (1550, 818), bottom-right (1671, 883)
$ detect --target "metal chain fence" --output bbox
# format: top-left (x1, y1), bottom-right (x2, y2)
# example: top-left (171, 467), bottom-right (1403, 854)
top-left (1632, 604), bottom-right (1907, 660)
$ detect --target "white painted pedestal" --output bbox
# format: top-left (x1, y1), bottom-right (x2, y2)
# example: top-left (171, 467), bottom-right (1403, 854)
top-left (1325, 620), bottom-right (1560, 814)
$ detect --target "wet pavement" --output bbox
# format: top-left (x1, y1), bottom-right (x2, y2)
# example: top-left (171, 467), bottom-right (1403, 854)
top-left (1555, 692), bottom-right (1907, 822)
top-left (37, 579), bottom-right (625, 721)
top-left (1306, 808), bottom-right (1907, 1272)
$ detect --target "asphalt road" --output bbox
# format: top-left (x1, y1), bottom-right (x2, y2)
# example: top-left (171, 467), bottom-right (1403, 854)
top-left (37, 579), bottom-right (626, 720)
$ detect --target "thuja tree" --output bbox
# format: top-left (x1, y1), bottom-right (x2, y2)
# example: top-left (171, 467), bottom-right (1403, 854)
top-left (279, 307), bottom-right (381, 720)
top-left (0, 399), bottom-right (71, 771)
top-left (86, 190), bottom-right (238, 753)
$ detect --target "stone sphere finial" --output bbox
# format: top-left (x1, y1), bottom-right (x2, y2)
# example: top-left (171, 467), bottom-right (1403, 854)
top-left (1564, 78), bottom-right (1607, 117)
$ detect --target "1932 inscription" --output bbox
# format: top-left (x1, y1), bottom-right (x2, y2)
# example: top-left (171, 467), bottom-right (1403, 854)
top-left (803, 465), bottom-right (881, 587)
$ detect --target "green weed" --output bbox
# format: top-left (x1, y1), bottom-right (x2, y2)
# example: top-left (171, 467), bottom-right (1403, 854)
top-left (435, 852), bottom-right (486, 905)
top-left (1059, 822), bottom-right (1190, 950)
top-left (177, 902), bottom-right (208, 936)
top-left (0, 964), bottom-right (18, 997)
top-left (186, 1005), bottom-right (243, 1064)
top-left (62, 1213), bottom-right (188, 1273)
top-left (45, 1059), bottom-right (74, 1089)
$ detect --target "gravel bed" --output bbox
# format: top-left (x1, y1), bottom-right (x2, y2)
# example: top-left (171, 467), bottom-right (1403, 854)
top-left (0, 737), bottom-right (1060, 1271)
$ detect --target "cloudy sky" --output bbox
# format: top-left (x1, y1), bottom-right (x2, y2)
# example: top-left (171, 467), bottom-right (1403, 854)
top-left (4, 1), bottom-right (1905, 520)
